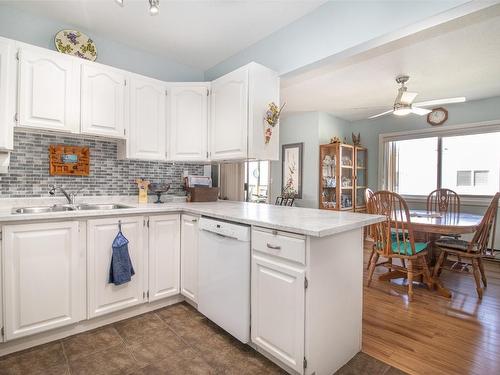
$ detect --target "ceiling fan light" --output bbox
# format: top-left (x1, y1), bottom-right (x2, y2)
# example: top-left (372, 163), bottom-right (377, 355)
top-left (115, 0), bottom-right (124, 6)
top-left (149, 0), bottom-right (159, 15)
top-left (393, 108), bottom-right (411, 116)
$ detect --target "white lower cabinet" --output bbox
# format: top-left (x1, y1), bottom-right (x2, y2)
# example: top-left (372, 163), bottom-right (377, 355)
top-left (148, 215), bottom-right (180, 301)
top-left (87, 216), bottom-right (145, 318)
top-left (180, 214), bottom-right (199, 303)
top-left (251, 230), bottom-right (306, 374)
top-left (2, 221), bottom-right (85, 340)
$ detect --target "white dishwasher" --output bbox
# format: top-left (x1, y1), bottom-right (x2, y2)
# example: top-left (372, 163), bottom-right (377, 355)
top-left (198, 217), bottom-right (251, 343)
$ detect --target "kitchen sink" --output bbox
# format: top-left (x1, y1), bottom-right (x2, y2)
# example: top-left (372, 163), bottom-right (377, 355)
top-left (13, 205), bottom-right (74, 214)
top-left (74, 204), bottom-right (131, 210)
top-left (13, 203), bottom-right (132, 214)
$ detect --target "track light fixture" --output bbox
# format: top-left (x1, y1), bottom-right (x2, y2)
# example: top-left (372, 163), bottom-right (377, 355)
top-left (149, 0), bottom-right (159, 15)
top-left (115, 0), bottom-right (160, 16)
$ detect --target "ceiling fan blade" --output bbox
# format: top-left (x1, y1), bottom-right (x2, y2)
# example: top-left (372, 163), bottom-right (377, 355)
top-left (411, 107), bottom-right (432, 116)
top-left (368, 109), bottom-right (393, 119)
top-left (400, 91), bottom-right (418, 105)
top-left (414, 97), bottom-right (466, 107)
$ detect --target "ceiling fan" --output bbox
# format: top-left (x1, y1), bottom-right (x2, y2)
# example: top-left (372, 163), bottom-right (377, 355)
top-left (368, 75), bottom-right (466, 119)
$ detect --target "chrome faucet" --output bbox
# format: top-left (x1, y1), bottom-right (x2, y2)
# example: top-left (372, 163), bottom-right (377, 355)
top-left (48, 185), bottom-right (83, 205)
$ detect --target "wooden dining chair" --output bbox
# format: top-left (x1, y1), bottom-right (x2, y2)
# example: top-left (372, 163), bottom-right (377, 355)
top-left (367, 191), bottom-right (433, 301)
top-left (365, 188), bottom-right (376, 269)
top-left (433, 192), bottom-right (500, 299)
top-left (427, 188), bottom-right (461, 215)
top-left (275, 196), bottom-right (295, 206)
top-left (427, 188), bottom-right (462, 240)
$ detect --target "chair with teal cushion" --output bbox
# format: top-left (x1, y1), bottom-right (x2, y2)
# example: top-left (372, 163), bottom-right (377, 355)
top-left (391, 241), bottom-right (428, 256)
top-left (367, 191), bottom-right (434, 302)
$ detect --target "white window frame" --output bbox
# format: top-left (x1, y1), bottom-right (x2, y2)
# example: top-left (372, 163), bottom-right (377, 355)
top-left (378, 120), bottom-right (500, 207)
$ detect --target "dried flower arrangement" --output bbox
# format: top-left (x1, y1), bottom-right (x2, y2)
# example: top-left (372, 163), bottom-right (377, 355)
top-left (264, 102), bottom-right (286, 144)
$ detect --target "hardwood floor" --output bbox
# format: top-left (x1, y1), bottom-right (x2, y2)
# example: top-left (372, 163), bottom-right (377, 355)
top-left (362, 243), bottom-right (500, 375)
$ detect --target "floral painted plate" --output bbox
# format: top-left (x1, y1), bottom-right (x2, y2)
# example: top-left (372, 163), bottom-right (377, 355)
top-left (54, 29), bottom-right (97, 61)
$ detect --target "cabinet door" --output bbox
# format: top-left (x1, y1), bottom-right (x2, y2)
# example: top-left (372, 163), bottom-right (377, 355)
top-left (0, 38), bottom-right (14, 150)
top-left (210, 67), bottom-right (248, 160)
top-left (81, 64), bottom-right (125, 137)
top-left (251, 253), bottom-right (305, 374)
top-left (2, 221), bottom-right (84, 340)
top-left (128, 76), bottom-right (167, 160)
top-left (87, 216), bottom-right (145, 318)
top-left (169, 85), bottom-right (208, 161)
top-left (148, 215), bottom-right (180, 301)
top-left (18, 47), bottom-right (79, 132)
top-left (180, 214), bottom-right (199, 302)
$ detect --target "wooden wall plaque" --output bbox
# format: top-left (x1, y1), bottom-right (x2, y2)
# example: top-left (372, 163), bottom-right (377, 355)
top-left (49, 145), bottom-right (90, 176)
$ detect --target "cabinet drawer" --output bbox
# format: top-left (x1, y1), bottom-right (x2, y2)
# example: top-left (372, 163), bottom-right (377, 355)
top-left (252, 228), bottom-right (305, 264)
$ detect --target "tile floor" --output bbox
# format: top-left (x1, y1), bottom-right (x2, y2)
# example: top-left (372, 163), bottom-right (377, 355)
top-left (0, 302), bottom-right (405, 375)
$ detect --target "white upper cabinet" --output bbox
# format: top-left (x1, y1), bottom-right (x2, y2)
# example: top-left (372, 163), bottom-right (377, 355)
top-left (0, 37), bottom-right (15, 151)
top-left (126, 75), bottom-right (167, 160)
top-left (210, 62), bottom-right (279, 161)
top-left (247, 63), bottom-right (280, 161)
top-left (2, 221), bottom-right (85, 341)
top-left (180, 214), bottom-right (199, 303)
top-left (148, 215), bottom-right (181, 302)
top-left (87, 216), bottom-right (145, 318)
top-left (168, 84), bottom-right (209, 161)
top-left (81, 64), bottom-right (126, 138)
top-left (210, 67), bottom-right (249, 160)
top-left (18, 45), bottom-right (80, 133)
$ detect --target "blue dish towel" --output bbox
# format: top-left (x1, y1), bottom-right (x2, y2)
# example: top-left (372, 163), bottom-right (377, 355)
top-left (109, 231), bottom-right (135, 286)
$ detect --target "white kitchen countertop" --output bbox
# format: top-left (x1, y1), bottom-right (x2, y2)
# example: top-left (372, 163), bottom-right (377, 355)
top-left (0, 197), bottom-right (383, 237)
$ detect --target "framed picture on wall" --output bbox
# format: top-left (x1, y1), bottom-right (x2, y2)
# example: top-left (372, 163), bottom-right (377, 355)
top-left (282, 143), bottom-right (303, 199)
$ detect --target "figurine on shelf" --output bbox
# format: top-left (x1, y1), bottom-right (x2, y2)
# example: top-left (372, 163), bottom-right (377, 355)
top-left (341, 156), bottom-right (352, 166)
top-left (325, 177), bottom-right (336, 188)
top-left (329, 136), bottom-right (341, 144)
top-left (352, 132), bottom-right (361, 146)
top-left (322, 155), bottom-right (334, 177)
top-left (341, 195), bottom-right (352, 208)
top-left (342, 177), bottom-right (352, 187)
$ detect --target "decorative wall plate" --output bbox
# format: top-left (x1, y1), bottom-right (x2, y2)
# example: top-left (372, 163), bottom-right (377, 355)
top-left (54, 29), bottom-right (97, 61)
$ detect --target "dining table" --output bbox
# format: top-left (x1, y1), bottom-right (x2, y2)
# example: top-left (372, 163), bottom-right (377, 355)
top-left (379, 210), bottom-right (484, 298)
top-left (407, 210), bottom-right (483, 236)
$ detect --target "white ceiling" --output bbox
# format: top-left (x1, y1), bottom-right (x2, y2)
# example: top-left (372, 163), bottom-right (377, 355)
top-left (281, 5), bottom-right (500, 121)
top-left (3, 0), bottom-right (325, 70)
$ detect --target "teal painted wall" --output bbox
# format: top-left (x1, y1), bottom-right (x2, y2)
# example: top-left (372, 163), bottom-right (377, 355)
top-left (270, 111), bottom-right (348, 208)
top-left (0, 4), bottom-right (203, 81)
top-left (205, 0), bottom-right (469, 80)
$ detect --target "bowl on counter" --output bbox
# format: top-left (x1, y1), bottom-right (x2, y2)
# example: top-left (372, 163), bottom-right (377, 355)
top-left (148, 183), bottom-right (171, 204)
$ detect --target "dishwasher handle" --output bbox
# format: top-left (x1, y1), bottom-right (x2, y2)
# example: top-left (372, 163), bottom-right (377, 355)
top-left (201, 228), bottom-right (235, 240)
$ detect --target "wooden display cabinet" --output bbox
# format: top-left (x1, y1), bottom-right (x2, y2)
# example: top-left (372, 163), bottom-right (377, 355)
top-left (319, 143), bottom-right (367, 212)
top-left (354, 146), bottom-right (367, 212)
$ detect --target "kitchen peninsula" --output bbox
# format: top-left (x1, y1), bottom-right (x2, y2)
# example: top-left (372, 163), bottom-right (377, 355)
top-left (0, 199), bottom-right (382, 375)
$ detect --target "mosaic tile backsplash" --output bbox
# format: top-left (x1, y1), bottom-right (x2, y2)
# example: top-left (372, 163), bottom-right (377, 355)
top-left (0, 130), bottom-right (205, 198)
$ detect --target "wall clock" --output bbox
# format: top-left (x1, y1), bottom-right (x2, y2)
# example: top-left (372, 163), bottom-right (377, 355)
top-left (427, 107), bottom-right (448, 126)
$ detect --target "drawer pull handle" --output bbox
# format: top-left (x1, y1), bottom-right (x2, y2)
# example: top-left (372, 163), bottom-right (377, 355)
top-left (191, 219), bottom-right (198, 222)
top-left (267, 243), bottom-right (281, 250)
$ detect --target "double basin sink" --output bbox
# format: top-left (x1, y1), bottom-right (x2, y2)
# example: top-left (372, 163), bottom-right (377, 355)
top-left (13, 203), bottom-right (132, 214)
